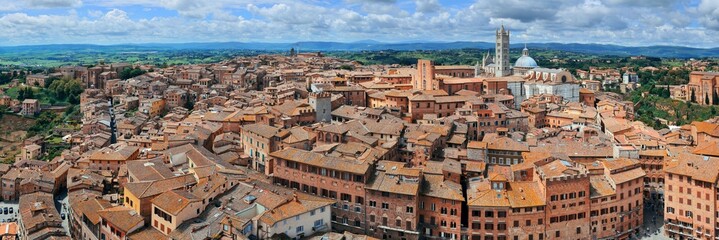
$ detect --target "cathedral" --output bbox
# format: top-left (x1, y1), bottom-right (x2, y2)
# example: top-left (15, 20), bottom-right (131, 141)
top-left (476, 25), bottom-right (538, 77)
top-left (476, 25), bottom-right (580, 104)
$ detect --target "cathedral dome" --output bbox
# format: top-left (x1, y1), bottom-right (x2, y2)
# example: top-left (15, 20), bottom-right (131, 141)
top-left (514, 47), bottom-right (538, 68)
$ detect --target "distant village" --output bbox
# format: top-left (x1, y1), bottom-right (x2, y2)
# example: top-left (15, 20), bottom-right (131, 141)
top-left (0, 27), bottom-right (716, 240)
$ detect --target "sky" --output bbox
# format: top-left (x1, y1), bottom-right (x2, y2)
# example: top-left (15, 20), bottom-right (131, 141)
top-left (0, 0), bottom-right (717, 47)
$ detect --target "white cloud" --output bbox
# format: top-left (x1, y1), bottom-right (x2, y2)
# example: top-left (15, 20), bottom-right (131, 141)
top-left (28, 0), bottom-right (82, 8)
top-left (0, 0), bottom-right (712, 47)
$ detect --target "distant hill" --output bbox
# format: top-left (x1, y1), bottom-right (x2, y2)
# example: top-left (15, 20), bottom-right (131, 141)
top-left (1, 41), bottom-right (718, 58)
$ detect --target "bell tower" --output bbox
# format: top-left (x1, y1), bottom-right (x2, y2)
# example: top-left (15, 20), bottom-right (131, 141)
top-left (495, 25), bottom-right (511, 77)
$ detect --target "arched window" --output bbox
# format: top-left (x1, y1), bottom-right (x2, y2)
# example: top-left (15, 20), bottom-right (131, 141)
top-left (562, 76), bottom-right (567, 83)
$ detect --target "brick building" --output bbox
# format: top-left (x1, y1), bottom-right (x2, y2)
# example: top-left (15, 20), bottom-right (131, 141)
top-left (271, 148), bottom-right (374, 235)
top-left (664, 153), bottom-right (719, 239)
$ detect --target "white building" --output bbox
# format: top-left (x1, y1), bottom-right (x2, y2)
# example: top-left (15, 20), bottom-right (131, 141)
top-left (523, 68), bottom-right (580, 103)
top-left (257, 195), bottom-right (334, 239)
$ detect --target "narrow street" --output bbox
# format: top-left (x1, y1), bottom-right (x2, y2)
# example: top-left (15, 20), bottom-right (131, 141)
top-left (640, 198), bottom-right (670, 240)
top-left (55, 188), bottom-right (69, 234)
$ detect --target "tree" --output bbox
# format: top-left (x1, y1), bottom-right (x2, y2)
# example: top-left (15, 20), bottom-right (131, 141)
top-left (184, 100), bottom-right (195, 111)
top-left (119, 67), bottom-right (147, 80)
top-left (706, 93), bottom-right (710, 105)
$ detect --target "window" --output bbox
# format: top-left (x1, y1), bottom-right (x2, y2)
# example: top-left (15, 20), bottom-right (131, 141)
top-left (296, 226), bottom-right (304, 234)
top-left (555, 231), bottom-right (560, 238)
top-left (341, 194), bottom-right (351, 202)
top-left (314, 219), bottom-right (324, 228)
top-left (484, 223), bottom-right (494, 230)
top-left (485, 211), bottom-right (494, 218)
top-left (406, 207), bottom-right (414, 213)
top-left (497, 223), bottom-right (506, 230)
top-left (382, 203), bottom-right (389, 209)
top-left (576, 227), bottom-right (581, 234)
top-left (369, 201), bottom-right (376, 207)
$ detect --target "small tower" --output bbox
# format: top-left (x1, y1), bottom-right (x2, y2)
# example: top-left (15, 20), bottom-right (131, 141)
top-left (495, 25), bottom-right (511, 77)
top-left (289, 48), bottom-right (296, 57)
top-left (309, 92), bottom-right (332, 122)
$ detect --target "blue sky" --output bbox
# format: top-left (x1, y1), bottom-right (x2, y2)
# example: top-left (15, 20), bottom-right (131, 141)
top-left (0, 0), bottom-right (716, 47)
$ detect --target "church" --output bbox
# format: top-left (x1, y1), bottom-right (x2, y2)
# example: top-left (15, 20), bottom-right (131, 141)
top-left (477, 25), bottom-right (580, 103)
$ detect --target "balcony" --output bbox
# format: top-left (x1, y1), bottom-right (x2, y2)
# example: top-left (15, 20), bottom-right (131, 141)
top-left (666, 227), bottom-right (694, 237)
top-left (378, 225), bottom-right (420, 235)
top-left (665, 221), bottom-right (693, 230)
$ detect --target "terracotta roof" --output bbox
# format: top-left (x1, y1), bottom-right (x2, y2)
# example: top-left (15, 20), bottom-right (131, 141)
top-left (126, 158), bottom-right (176, 182)
top-left (241, 123), bottom-right (281, 138)
top-left (467, 141), bottom-right (488, 149)
top-left (506, 181), bottom-right (545, 207)
top-left (665, 153), bottom-right (719, 182)
top-left (600, 158), bottom-right (639, 172)
top-left (271, 148), bottom-right (371, 174)
top-left (19, 192), bottom-right (64, 236)
top-left (152, 189), bottom-right (200, 215)
top-left (69, 197), bottom-right (112, 225)
top-left (0, 223), bottom-right (17, 236)
top-left (258, 194), bottom-right (334, 226)
top-left (462, 160), bottom-right (486, 173)
top-left (639, 149), bottom-right (667, 157)
top-left (366, 172), bottom-right (419, 196)
top-left (609, 167), bottom-right (645, 184)
top-left (443, 159), bottom-right (462, 175)
top-left (692, 141), bottom-right (719, 157)
top-left (127, 227), bottom-right (167, 240)
top-left (590, 176), bottom-right (615, 198)
top-left (467, 179), bottom-right (510, 207)
top-left (421, 174), bottom-right (464, 201)
top-left (485, 136), bottom-right (529, 152)
top-left (537, 159), bottom-right (585, 178)
top-left (124, 174), bottom-right (197, 199)
top-left (97, 206), bottom-right (144, 233)
top-left (692, 121), bottom-right (719, 137)
top-left (89, 145), bottom-right (139, 161)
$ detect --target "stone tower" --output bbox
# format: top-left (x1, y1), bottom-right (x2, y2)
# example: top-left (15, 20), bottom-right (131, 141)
top-left (495, 25), bottom-right (511, 77)
top-left (414, 59), bottom-right (435, 90)
top-left (309, 92), bottom-right (332, 122)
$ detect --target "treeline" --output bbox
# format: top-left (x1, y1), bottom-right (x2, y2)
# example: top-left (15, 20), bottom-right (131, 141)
top-left (47, 77), bottom-right (82, 104)
top-left (119, 67), bottom-right (147, 80)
